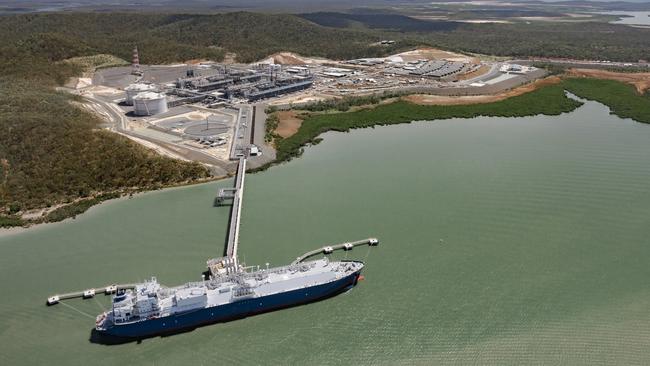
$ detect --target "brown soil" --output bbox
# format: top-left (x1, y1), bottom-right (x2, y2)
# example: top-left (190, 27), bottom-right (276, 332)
top-left (403, 76), bottom-right (563, 106)
top-left (566, 68), bottom-right (650, 94)
top-left (267, 52), bottom-right (307, 65)
top-left (222, 53), bottom-right (237, 64)
top-left (185, 59), bottom-right (208, 65)
top-left (275, 111), bottom-right (304, 138)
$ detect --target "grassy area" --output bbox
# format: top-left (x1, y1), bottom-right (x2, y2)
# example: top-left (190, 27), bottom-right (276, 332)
top-left (264, 113), bottom-right (281, 143)
top-left (562, 78), bottom-right (650, 124)
top-left (60, 54), bottom-right (128, 71)
top-left (301, 91), bottom-right (405, 112)
top-left (274, 83), bottom-right (582, 163)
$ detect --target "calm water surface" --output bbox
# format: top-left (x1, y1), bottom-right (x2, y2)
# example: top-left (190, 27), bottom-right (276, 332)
top-left (2, 100), bottom-right (650, 365)
top-left (603, 11), bottom-right (650, 25)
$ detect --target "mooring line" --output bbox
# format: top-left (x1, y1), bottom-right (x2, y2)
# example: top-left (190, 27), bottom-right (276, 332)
top-left (93, 296), bottom-right (106, 312)
top-left (362, 245), bottom-right (372, 263)
top-left (60, 301), bottom-right (96, 320)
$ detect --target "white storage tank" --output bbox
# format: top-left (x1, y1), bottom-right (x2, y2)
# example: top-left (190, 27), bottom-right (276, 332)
top-left (133, 92), bottom-right (168, 116)
top-left (125, 83), bottom-right (156, 105)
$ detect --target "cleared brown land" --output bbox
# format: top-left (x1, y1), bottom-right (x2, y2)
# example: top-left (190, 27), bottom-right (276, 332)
top-left (395, 47), bottom-right (478, 63)
top-left (269, 53), bottom-right (305, 65)
top-left (403, 76), bottom-right (563, 105)
top-left (566, 68), bottom-right (650, 94)
top-left (275, 111), bottom-right (304, 138)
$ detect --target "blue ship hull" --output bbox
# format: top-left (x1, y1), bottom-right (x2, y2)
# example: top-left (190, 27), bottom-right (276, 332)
top-left (99, 269), bottom-right (362, 338)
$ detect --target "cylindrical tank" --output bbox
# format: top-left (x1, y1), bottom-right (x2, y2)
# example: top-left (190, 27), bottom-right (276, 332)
top-left (125, 83), bottom-right (156, 105)
top-left (133, 92), bottom-right (168, 116)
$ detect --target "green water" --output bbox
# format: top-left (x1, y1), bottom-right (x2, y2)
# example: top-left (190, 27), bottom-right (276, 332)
top-left (2, 99), bottom-right (650, 365)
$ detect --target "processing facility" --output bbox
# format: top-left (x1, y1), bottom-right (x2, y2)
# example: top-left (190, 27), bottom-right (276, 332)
top-left (121, 64), bottom-right (314, 116)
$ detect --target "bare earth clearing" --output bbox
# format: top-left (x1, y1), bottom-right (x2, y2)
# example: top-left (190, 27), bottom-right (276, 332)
top-left (390, 47), bottom-right (478, 63)
top-left (567, 68), bottom-right (650, 94)
top-left (403, 76), bottom-right (563, 105)
top-left (257, 52), bottom-right (333, 65)
top-left (275, 111), bottom-right (304, 138)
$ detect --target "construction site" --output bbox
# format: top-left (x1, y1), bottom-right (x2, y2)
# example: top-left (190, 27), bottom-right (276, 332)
top-left (72, 47), bottom-right (545, 175)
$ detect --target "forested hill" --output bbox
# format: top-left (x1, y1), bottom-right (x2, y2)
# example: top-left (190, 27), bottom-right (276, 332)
top-left (299, 11), bottom-right (650, 62)
top-left (0, 12), bottom-right (407, 66)
top-left (0, 12), bottom-right (411, 227)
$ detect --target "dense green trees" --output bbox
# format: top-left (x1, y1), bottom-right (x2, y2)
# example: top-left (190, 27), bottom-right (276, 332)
top-left (0, 80), bottom-right (210, 224)
top-left (300, 12), bottom-right (650, 62)
top-left (562, 78), bottom-right (650, 123)
top-left (0, 12), bottom-right (408, 65)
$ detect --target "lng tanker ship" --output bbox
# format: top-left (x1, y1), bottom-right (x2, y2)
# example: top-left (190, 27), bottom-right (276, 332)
top-left (50, 151), bottom-right (378, 338)
top-left (95, 256), bottom-right (366, 338)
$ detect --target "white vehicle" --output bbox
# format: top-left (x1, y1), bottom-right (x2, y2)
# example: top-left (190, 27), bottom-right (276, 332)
top-left (249, 145), bottom-right (261, 156)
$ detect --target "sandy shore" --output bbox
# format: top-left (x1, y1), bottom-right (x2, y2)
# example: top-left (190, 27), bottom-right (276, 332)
top-left (0, 178), bottom-right (225, 238)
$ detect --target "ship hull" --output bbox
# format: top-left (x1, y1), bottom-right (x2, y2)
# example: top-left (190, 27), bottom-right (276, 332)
top-left (98, 269), bottom-right (361, 338)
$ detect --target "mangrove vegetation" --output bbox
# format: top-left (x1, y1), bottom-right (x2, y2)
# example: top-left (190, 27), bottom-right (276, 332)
top-left (270, 78), bottom-right (650, 166)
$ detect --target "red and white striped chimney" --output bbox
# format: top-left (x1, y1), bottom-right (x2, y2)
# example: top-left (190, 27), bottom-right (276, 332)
top-left (132, 46), bottom-right (140, 69)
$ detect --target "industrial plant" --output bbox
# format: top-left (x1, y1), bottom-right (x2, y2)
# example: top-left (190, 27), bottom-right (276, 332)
top-left (78, 46), bottom-right (543, 178)
top-left (118, 56), bottom-right (315, 118)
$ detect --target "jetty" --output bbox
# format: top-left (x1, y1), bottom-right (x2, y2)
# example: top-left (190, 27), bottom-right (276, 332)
top-left (216, 156), bottom-right (247, 260)
top-left (45, 109), bottom-right (379, 307)
top-left (47, 283), bottom-right (137, 306)
top-left (292, 238), bottom-right (379, 264)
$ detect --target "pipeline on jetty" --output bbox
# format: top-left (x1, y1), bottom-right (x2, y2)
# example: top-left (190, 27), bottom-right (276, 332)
top-left (216, 156), bottom-right (246, 261)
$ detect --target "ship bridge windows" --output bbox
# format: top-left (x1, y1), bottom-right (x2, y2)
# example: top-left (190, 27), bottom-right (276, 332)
top-left (113, 294), bottom-right (127, 303)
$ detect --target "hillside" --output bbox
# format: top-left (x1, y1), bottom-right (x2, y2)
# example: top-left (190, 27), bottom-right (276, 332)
top-left (299, 12), bottom-right (650, 62)
top-left (0, 12), bottom-right (408, 65)
top-left (0, 12), bottom-right (411, 227)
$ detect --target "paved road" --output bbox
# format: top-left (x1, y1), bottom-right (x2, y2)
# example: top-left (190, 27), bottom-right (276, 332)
top-left (248, 103), bottom-right (276, 169)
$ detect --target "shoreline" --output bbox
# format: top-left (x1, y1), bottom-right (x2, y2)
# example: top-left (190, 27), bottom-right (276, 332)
top-left (5, 76), bottom-right (648, 236)
top-left (0, 176), bottom-right (229, 237)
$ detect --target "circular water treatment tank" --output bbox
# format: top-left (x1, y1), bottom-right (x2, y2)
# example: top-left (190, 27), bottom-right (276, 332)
top-left (133, 92), bottom-right (168, 116)
top-left (125, 83), bottom-right (156, 105)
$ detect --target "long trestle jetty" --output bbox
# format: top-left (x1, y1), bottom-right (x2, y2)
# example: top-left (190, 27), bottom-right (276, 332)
top-left (216, 156), bottom-right (247, 260)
